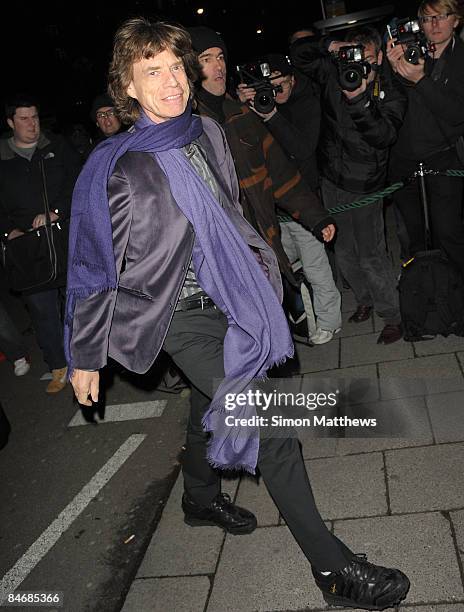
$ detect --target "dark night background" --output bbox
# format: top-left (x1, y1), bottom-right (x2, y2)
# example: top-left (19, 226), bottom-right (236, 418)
top-left (1, 0), bottom-right (422, 135)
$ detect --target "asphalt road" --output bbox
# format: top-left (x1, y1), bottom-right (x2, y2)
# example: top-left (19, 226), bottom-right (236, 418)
top-left (0, 290), bottom-right (190, 612)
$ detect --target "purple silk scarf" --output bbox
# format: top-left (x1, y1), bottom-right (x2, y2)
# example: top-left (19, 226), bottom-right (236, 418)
top-left (65, 106), bottom-right (293, 473)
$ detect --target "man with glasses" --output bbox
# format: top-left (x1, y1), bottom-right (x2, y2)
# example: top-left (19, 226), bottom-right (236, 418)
top-left (90, 93), bottom-right (123, 144)
top-left (387, 0), bottom-right (464, 272)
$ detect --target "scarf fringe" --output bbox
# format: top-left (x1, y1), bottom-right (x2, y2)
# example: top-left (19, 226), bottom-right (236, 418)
top-left (206, 452), bottom-right (256, 475)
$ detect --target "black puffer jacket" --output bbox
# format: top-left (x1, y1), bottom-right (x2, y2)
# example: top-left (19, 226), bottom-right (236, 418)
top-left (291, 38), bottom-right (407, 194)
top-left (265, 72), bottom-right (321, 190)
top-left (0, 133), bottom-right (81, 237)
top-left (392, 35), bottom-right (464, 161)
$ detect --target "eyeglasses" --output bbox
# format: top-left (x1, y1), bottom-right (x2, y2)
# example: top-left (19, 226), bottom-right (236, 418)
top-left (96, 109), bottom-right (116, 119)
top-left (419, 13), bottom-right (453, 24)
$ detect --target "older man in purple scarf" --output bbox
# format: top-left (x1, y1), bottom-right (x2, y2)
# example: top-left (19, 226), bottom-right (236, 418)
top-left (66, 18), bottom-right (410, 610)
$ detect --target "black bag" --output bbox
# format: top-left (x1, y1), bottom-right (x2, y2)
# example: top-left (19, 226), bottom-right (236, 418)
top-left (1, 221), bottom-right (68, 292)
top-left (399, 250), bottom-right (464, 341)
top-left (398, 162), bottom-right (464, 341)
top-left (0, 158), bottom-right (68, 293)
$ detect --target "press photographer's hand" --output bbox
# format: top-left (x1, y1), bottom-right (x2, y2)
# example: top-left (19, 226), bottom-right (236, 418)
top-left (236, 83), bottom-right (256, 104)
top-left (328, 41), bottom-right (348, 54)
top-left (395, 56), bottom-right (425, 83)
top-left (386, 38), bottom-right (403, 70)
top-left (321, 224), bottom-right (336, 242)
top-left (343, 78), bottom-right (367, 99)
top-left (386, 39), bottom-right (425, 83)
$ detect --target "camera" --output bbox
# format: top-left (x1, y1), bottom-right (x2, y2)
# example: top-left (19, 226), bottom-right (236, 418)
top-left (388, 18), bottom-right (431, 64)
top-left (335, 45), bottom-right (372, 91)
top-left (236, 61), bottom-right (283, 114)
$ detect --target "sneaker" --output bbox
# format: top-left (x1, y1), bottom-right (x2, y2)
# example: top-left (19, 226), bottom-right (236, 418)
top-left (182, 492), bottom-right (257, 535)
top-left (46, 367), bottom-right (68, 394)
top-left (13, 357), bottom-right (30, 377)
top-left (309, 327), bottom-right (341, 345)
top-left (313, 554), bottom-right (410, 610)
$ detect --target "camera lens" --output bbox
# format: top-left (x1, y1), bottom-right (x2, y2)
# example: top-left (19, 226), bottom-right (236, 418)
top-left (254, 90), bottom-right (275, 114)
top-left (346, 69), bottom-right (360, 84)
top-left (339, 65), bottom-right (363, 91)
top-left (404, 45), bottom-right (421, 64)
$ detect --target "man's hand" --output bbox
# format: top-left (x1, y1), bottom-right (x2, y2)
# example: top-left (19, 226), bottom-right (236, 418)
top-left (7, 228), bottom-right (25, 240)
top-left (328, 41), bottom-right (349, 54)
top-left (321, 224), bottom-right (336, 242)
top-left (32, 211), bottom-right (59, 229)
top-left (386, 39), bottom-right (425, 83)
top-left (395, 56), bottom-right (425, 84)
top-left (386, 38), bottom-right (403, 70)
top-left (71, 369), bottom-right (99, 406)
top-left (236, 83), bottom-right (256, 104)
top-left (343, 78), bottom-right (367, 100)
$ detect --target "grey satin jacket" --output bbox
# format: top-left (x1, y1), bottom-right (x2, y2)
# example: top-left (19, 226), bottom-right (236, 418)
top-left (70, 116), bottom-right (283, 374)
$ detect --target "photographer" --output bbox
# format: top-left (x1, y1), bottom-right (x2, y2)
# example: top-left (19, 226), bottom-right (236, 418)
top-left (187, 27), bottom-right (336, 302)
top-left (237, 54), bottom-right (342, 344)
top-left (291, 26), bottom-right (406, 344)
top-left (237, 53), bottom-right (320, 191)
top-left (387, 0), bottom-right (464, 272)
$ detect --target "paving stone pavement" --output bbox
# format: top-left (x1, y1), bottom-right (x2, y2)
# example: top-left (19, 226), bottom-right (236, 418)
top-left (122, 278), bottom-right (464, 611)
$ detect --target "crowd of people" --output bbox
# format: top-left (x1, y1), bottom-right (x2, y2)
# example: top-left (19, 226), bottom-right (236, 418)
top-left (1, 0), bottom-right (464, 609)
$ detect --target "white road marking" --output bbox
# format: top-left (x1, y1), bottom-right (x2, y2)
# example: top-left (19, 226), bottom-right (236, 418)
top-left (68, 400), bottom-right (167, 427)
top-left (0, 434), bottom-right (147, 603)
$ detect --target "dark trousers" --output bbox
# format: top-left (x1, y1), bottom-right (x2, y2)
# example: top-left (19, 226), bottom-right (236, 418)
top-left (163, 307), bottom-right (353, 571)
top-left (23, 288), bottom-right (66, 370)
top-left (321, 178), bottom-right (400, 324)
top-left (0, 299), bottom-right (26, 362)
top-left (389, 149), bottom-right (464, 273)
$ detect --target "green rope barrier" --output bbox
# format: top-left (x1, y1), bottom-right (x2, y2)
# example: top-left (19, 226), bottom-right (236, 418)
top-left (278, 169), bottom-right (463, 221)
top-left (326, 182), bottom-right (405, 215)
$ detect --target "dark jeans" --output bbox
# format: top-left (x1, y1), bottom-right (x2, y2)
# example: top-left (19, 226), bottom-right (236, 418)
top-left (321, 178), bottom-right (400, 324)
top-left (389, 149), bottom-right (464, 273)
top-left (23, 288), bottom-right (66, 370)
top-left (163, 306), bottom-right (353, 572)
top-left (0, 299), bottom-right (26, 362)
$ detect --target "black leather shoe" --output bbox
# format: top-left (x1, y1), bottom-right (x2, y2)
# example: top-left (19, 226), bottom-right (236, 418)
top-left (312, 554), bottom-right (410, 610)
top-left (377, 324), bottom-right (403, 345)
top-left (349, 305), bottom-right (373, 323)
top-left (182, 492), bottom-right (257, 535)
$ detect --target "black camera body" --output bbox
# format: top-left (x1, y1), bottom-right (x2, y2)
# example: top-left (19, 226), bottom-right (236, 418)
top-left (389, 18), bottom-right (430, 64)
top-left (236, 61), bottom-right (283, 114)
top-left (335, 45), bottom-right (372, 91)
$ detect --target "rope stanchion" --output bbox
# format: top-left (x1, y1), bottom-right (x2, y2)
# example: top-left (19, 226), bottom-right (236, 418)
top-left (324, 168), bottom-right (463, 216)
top-left (326, 182), bottom-right (405, 215)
